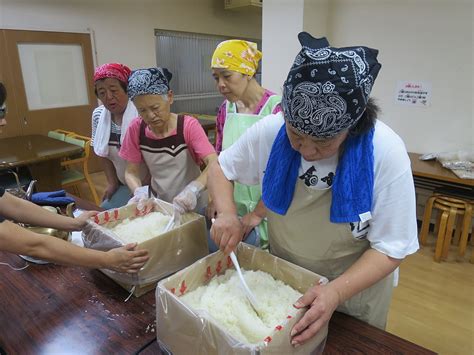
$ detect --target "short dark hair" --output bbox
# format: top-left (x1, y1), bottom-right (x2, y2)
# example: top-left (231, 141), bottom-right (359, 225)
top-left (349, 98), bottom-right (380, 137)
top-left (0, 83), bottom-right (6, 106)
top-left (94, 79), bottom-right (128, 97)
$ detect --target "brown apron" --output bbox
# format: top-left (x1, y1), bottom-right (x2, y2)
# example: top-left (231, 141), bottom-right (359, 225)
top-left (267, 179), bottom-right (394, 329)
top-left (139, 115), bottom-right (206, 211)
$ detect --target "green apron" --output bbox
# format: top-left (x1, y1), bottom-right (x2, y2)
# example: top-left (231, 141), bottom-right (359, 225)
top-left (267, 179), bottom-right (394, 329)
top-left (221, 95), bottom-right (281, 249)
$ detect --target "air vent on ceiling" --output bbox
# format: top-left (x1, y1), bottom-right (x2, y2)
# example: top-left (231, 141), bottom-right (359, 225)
top-left (224, 0), bottom-right (262, 10)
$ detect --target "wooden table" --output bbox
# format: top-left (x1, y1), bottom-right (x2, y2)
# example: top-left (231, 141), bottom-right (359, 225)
top-left (0, 134), bottom-right (83, 191)
top-left (0, 249), bottom-right (435, 355)
top-left (409, 152), bottom-right (474, 188)
top-left (0, 197), bottom-right (435, 355)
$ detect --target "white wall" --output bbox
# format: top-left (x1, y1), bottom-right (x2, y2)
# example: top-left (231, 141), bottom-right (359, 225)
top-left (0, 0), bottom-right (262, 70)
top-left (263, 0), bottom-right (473, 153)
top-left (328, 0), bottom-right (473, 153)
top-left (262, 0), bottom-right (304, 94)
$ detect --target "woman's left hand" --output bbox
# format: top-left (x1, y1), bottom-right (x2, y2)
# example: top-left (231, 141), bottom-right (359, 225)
top-left (290, 283), bottom-right (340, 347)
top-left (240, 211), bottom-right (263, 239)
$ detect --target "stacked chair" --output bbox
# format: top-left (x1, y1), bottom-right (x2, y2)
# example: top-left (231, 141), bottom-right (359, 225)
top-left (419, 191), bottom-right (473, 263)
top-left (47, 129), bottom-right (100, 205)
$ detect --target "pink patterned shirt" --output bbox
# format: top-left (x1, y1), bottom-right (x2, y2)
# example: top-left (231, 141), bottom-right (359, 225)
top-left (120, 115), bottom-right (215, 165)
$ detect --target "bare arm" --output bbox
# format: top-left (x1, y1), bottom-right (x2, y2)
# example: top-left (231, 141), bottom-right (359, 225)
top-left (100, 157), bottom-right (120, 201)
top-left (0, 192), bottom-right (94, 231)
top-left (0, 220), bottom-right (149, 272)
top-left (195, 153), bottom-right (218, 188)
top-left (208, 160), bottom-right (243, 254)
top-left (290, 248), bottom-right (401, 346)
top-left (124, 162), bottom-right (143, 194)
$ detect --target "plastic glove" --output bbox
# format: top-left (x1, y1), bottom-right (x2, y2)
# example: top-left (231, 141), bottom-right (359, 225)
top-left (173, 181), bottom-right (204, 214)
top-left (127, 186), bottom-right (149, 205)
top-left (127, 185), bottom-right (155, 214)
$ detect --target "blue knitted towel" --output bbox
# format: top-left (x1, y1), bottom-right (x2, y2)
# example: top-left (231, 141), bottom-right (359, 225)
top-left (262, 124), bottom-right (374, 223)
top-left (31, 190), bottom-right (75, 206)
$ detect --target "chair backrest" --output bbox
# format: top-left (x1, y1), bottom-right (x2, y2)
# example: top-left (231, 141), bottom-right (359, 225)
top-left (62, 133), bottom-right (92, 172)
top-left (53, 129), bottom-right (75, 137)
top-left (48, 131), bottom-right (66, 141)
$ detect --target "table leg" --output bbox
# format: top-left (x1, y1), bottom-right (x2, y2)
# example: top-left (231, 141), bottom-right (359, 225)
top-left (28, 158), bottom-right (62, 191)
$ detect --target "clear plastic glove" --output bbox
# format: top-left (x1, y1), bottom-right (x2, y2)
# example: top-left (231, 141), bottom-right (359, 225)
top-left (173, 181), bottom-right (204, 214)
top-left (127, 186), bottom-right (154, 214)
top-left (127, 186), bottom-right (149, 205)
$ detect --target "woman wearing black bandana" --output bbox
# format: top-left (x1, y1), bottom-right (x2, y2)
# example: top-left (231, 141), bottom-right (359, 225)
top-left (209, 33), bottom-right (418, 348)
top-left (0, 83), bottom-right (149, 272)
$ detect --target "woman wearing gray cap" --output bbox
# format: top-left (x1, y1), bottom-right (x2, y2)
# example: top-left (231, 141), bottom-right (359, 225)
top-left (208, 33), bottom-right (418, 347)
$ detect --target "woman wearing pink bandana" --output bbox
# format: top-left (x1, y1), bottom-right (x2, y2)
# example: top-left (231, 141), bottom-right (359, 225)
top-left (91, 63), bottom-right (148, 209)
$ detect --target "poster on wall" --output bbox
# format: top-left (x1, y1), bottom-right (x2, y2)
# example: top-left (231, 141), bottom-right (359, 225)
top-left (395, 81), bottom-right (432, 107)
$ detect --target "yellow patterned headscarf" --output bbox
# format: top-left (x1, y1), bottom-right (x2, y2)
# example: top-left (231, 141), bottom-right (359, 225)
top-left (211, 40), bottom-right (262, 77)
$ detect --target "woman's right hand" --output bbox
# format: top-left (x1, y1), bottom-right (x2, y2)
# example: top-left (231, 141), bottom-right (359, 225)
top-left (105, 243), bottom-right (149, 273)
top-left (210, 213), bottom-right (243, 254)
top-left (102, 183), bottom-right (119, 201)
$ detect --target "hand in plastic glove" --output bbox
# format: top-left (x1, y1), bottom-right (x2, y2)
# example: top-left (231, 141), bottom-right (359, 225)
top-left (173, 181), bottom-right (204, 214)
top-left (127, 186), bottom-right (154, 214)
top-left (290, 283), bottom-right (340, 347)
top-left (105, 242), bottom-right (149, 273)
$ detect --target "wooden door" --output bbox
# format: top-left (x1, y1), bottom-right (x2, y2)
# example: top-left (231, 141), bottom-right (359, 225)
top-left (0, 31), bottom-right (23, 138)
top-left (2, 29), bottom-right (96, 137)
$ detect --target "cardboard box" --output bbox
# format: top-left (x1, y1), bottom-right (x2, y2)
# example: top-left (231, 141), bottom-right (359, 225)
top-left (156, 244), bottom-right (328, 354)
top-left (82, 200), bottom-right (208, 297)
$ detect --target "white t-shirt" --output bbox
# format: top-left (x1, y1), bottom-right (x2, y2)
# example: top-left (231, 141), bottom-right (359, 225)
top-left (219, 112), bottom-right (419, 259)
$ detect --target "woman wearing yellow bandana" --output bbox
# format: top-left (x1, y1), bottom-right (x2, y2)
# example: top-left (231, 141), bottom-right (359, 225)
top-left (208, 40), bottom-right (282, 251)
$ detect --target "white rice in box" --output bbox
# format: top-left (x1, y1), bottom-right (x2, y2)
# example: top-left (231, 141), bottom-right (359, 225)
top-left (180, 268), bottom-right (302, 344)
top-left (110, 211), bottom-right (171, 244)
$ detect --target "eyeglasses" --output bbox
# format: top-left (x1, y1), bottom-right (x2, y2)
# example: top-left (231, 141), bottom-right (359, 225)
top-left (0, 103), bottom-right (6, 119)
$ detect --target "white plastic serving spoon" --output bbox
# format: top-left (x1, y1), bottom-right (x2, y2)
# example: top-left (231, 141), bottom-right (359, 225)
top-left (211, 218), bottom-right (261, 315)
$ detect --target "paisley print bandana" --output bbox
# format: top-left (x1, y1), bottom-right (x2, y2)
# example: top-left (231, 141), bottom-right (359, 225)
top-left (127, 67), bottom-right (172, 100)
top-left (211, 40), bottom-right (262, 77)
top-left (93, 63), bottom-right (131, 84)
top-left (282, 32), bottom-right (381, 138)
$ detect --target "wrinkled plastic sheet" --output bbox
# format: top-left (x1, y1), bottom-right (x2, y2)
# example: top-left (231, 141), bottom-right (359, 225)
top-left (437, 150), bottom-right (474, 179)
top-left (156, 244), bottom-right (328, 354)
top-left (82, 200), bottom-right (208, 287)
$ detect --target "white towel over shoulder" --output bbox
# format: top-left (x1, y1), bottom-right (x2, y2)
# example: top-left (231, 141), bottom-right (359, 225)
top-left (93, 100), bottom-right (138, 157)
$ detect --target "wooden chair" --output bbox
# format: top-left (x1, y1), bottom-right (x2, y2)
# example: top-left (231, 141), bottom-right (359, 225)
top-left (47, 130), bottom-right (67, 141)
top-left (56, 133), bottom-right (100, 205)
top-left (419, 194), bottom-right (472, 262)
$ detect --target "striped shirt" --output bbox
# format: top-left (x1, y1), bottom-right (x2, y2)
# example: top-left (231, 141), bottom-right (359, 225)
top-left (91, 106), bottom-right (122, 147)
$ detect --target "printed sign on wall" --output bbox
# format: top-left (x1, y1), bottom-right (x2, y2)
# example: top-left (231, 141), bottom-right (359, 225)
top-left (395, 81), bottom-right (432, 107)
